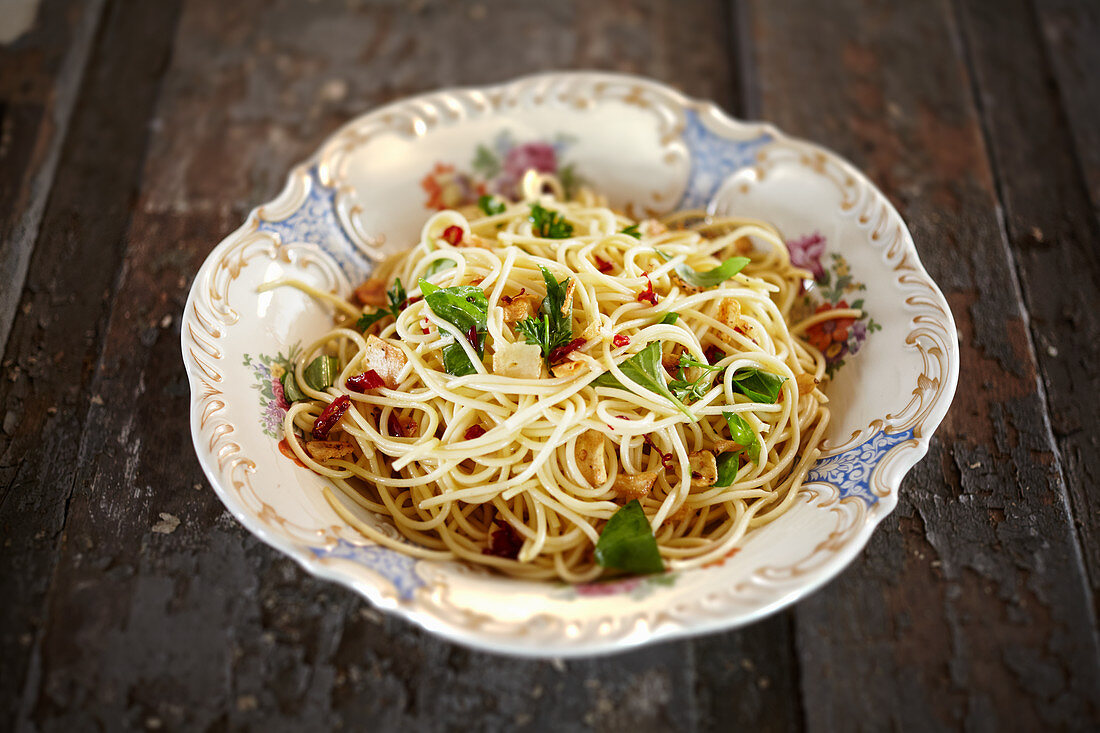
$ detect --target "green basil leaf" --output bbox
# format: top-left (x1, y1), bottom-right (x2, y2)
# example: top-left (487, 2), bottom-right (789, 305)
top-left (591, 341), bottom-right (694, 420)
top-left (731, 368), bottom-right (786, 404)
top-left (660, 312), bottom-right (679, 325)
top-left (723, 411), bottom-right (760, 464)
top-left (420, 279), bottom-right (489, 366)
top-left (594, 499), bottom-right (664, 575)
top-left (478, 194), bottom-right (506, 216)
top-left (424, 258), bottom-right (457, 279)
top-left (419, 280), bottom-right (488, 334)
top-left (281, 370), bottom-right (305, 403)
top-left (656, 249), bottom-right (751, 289)
top-left (713, 451), bottom-right (741, 487)
top-left (303, 355), bottom-right (338, 391)
top-left (442, 343), bottom-right (478, 376)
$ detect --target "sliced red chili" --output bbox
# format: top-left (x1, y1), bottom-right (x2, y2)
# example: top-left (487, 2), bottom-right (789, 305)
top-left (594, 255), bottom-right (614, 273)
top-left (388, 412), bottom-right (415, 437)
top-left (464, 425), bottom-right (486, 440)
top-left (704, 345), bottom-right (725, 366)
top-left (482, 518), bottom-right (523, 559)
top-left (465, 324), bottom-right (479, 350)
top-left (612, 334), bottom-right (630, 348)
top-left (442, 225), bottom-right (464, 246)
top-left (312, 395), bottom-right (351, 440)
top-left (642, 434), bottom-right (674, 469)
top-left (637, 273), bottom-right (658, 305)
top-left (345, 369), bottom-right (385, 393)
top-left (549, 337), bottom-right (586, 365)
top-left (500, 288), bottom-right (525, 306)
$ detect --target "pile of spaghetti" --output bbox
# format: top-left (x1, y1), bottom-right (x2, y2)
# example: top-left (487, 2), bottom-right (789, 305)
top-left (268, 172), bottom-right (843, 583)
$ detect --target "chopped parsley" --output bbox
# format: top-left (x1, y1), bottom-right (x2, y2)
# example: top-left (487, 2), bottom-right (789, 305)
top-left (357, 278), bottom-right (408, 331)
top-left (528, 203), bottom-right (574, 239)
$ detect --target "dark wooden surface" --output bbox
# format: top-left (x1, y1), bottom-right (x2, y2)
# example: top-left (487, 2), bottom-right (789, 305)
top-left (2, 1), bottom-right (1098, 730)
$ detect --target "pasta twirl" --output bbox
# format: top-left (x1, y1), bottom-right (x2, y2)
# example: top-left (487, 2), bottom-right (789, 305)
top-left (270, 172), bottom-right (833, 583)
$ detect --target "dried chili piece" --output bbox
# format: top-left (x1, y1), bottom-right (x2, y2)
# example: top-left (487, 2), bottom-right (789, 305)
top-left (464, 425), bottom-right (486, 440)
top-left (482, 517), bottom-right (523, 559)
top-left (548, 337), bottom-right (586, 365)
top-left (637, 272), bottom-right (658, 305)
top-left (312, 395), bottom-right (351, 440)
top-left (594, 255), bottom-right (614, 273)
top-left (442, 225), bottom-right (464, 246)
top-left (612, 334), bottom-right (630, 348)
top-left (345, 369), bottom-right (385, 393)
top-left (642, 434), bottom-right (674, 470)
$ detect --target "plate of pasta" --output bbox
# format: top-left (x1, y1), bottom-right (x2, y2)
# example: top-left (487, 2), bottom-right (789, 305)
top-left (182, 72), bottom-right (958, 656)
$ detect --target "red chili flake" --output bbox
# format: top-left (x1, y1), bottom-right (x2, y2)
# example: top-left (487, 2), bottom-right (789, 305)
top-left (465, 324), bottom-right (479, 348)
top-left (388, 412), bottom-right (416, 437)
top-left (637, 272), bottom-right (659, 305)
top-left (464, 424), bottom-right (486, 440)
top-left (594, 255), bottom-right (614, 273)
top-left (549, 337), bottom-right (586, 365)
top-left (612, 333), bottom-right (630, 348)
top-left (615, 415), bottom-right (629, 420)
top-left (704, 345), bottom-right (725, 366)
top-left (345, 369), bottom-right (385, 393)
top-left (483, 518), bottom-right (523, 559)
top-left (312, 395), bottom-right (351, 440)
top-left (441, 225), bottom-right (464, 246)
top-left (422, 321), bottom-right (431, 335)
top-left (500, 288), bottom-right (525, 306)
top-left (642, 434), bottom-right (674, 469)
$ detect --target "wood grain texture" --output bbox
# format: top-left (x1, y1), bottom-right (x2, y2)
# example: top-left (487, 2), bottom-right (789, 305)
top-left (0, 0), bottom-right (104, 356)
top-left (0, 1), bottom-right (181, 727)
top-left (1033, 0), bottom-right (1100, 216)
top-left (12, 1), bottom-right (802, 730)
top-left (742, 0), bottom-right (1100, 728)
top-left (4, 0), bottom-right (1098, 729)
top-left (955, 0), bottom-right (1100, 608)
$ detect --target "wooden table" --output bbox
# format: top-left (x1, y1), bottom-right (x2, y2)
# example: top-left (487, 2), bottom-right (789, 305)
top-left (3, 1), bottom-right (1099, 729)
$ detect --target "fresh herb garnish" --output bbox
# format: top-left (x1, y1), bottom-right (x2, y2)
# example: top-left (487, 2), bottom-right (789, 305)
top-left (714, 451), bottom-right (741, 487)
top-left (594, 499), bottom-right (664, 575)
top-left (424, 258), bottom-right (456, 279)
top-left (668, 353), bottom-right (724, 403)
top-left (478, 194), bottom-right (506, 216)
top-left (732, 368), bottom-right (786, 404)
top-left (621, 223), bottom-right (641, 239)
top-left (303, 355), bottom-right (339, 391)
top-left (724, 411), bottom-right (760, 464)
top-left (515, 265), bottom-right (574, 369)
top-left (418, 279), bottom-right (489, 376)
top-left (592, 341), bottom-right (694, 420)
top-left (713, 412), bottom-right (760, 487)
top-left (357, 278), bottom-right (409, 331)
top-left (660, 312), bottom-right (679, 325)
top-left (656, 249), bottom-right (751, 289)
top-left (528, 203), bottom-right (574, 239)
top-left (281, 370), bottom-right (305, 402)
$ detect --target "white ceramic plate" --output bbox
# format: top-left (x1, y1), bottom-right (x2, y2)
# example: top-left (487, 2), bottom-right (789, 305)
top-left (182, 72), bottom-right (958, 656)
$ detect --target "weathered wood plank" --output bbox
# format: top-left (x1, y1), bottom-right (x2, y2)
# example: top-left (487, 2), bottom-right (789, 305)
top-left (955, 0), bottom-right (1100, 610)
top-left (0, 1), bottom-right (181, 727)
top-left (1033, 0), bottom-right (1100, 216)
top-left (0, 0), bottom-right (105, 355)
top-left (22, 0), bottom-right (792, 730)
top-left (742, 0), bottom-right (1100, 728)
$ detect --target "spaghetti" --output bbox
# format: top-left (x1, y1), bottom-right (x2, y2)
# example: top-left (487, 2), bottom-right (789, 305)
top-left (268, 171), bottom-right (834, 582)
